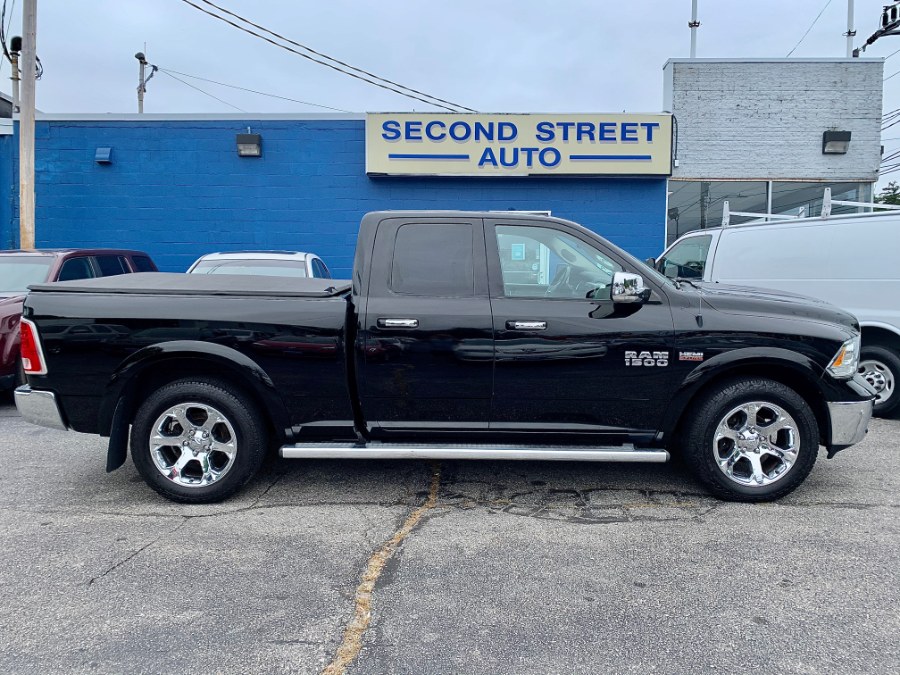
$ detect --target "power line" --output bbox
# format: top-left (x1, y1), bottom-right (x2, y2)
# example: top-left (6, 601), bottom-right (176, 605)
top-left (786, 0), bottom-right (834, 58)
top-left (885, 68), bottom-right (900, 82)
top-left (885, 47), bottom-right (900, 61)
top-left (157, 67), bottom-right (351, 113)
top-left (158, 69), bottom-right (247, 112)
top-left (195, 0), bottom-right (475, 113)
top-left (179, 0), bottom-right (472, 113)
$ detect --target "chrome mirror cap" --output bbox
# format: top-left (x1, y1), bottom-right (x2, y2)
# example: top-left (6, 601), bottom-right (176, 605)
top-left (612, 272), bottom-right (647, 304)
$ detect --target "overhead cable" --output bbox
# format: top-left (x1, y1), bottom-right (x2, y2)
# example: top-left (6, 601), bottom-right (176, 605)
top-left (786, 0), bottom-right (835, 57)
top-left (159, 69), bottom-right (247, 112)
top-left (194, 0), bottom-right (474, 112)
top-left (179, 0), bottom-right (472, 112)
top-left (158, 67), bottom-right (351, 113)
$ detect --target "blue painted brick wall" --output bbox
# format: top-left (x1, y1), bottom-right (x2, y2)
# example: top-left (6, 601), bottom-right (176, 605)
top-left (2, 119), bottom-right (667, 276)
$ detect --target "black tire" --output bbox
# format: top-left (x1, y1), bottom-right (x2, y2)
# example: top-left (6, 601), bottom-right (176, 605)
top-left (858, 345), bottom-right (900, 418)
top-left (130, 378), bottom-right (268, 503)
top-left (680, 377), bottom-right (819, 502)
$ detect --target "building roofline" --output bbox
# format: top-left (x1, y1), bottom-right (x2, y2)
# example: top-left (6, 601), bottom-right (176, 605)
top-left (664, 57), bottom-right (884, 68)
top-left (31, 112), bottom-right (367, 122)
top-left (26, 111), bottom-right (678, 122)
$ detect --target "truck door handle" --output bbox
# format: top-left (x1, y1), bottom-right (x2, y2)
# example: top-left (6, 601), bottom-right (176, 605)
top-left (377, 318), bottom-right (419, 329)
top-left (507, 320), bottom-right (547, 331)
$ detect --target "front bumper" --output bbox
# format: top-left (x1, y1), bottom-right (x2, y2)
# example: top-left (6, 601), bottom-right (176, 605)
top-left (826, 399), bottom-right (872, 451)
top-left (14, 386), bottom-right (68, 431)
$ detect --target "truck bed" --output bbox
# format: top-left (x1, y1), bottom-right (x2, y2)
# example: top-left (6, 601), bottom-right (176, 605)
top-left (28, 272), bottom-right (351, 298)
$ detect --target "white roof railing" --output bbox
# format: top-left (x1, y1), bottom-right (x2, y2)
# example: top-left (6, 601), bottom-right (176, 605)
top-left (721, 201), bottom-right (805, 227)
top-left (721, 187), bottom-right (900, 227)
top-left (821, 187), bottom-right (900, 217)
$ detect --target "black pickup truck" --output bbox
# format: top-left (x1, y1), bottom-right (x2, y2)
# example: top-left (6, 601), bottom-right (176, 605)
top-left (15, 211), bottom-right (873, 503)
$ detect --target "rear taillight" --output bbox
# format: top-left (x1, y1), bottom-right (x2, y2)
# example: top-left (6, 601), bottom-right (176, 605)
top-left (19, 318), bottom-right (47, 375)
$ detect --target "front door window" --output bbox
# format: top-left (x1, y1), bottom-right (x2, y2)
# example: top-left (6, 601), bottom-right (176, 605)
top-left (495, 225), bottom-right (622, 300)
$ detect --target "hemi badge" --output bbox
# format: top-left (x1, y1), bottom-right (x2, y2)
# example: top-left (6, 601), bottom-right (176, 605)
top-left (679, 351), bottom-right (704, 362)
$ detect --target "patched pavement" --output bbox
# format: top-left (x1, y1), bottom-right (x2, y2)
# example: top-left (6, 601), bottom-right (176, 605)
top-left (0, 393), bottom-right (897, 674)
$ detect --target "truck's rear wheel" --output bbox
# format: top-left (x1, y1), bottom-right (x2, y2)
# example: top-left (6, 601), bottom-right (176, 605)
top-left (858, 345), bottom-right (899, 418)
top-left (130, 378), bottom-right (267, 503)
top-left (681, 378), bottom-right (819, 502)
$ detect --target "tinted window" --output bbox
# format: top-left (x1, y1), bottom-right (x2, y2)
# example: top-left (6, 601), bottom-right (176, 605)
top-left (312, 258), bottom-right (330, 278)
top-left (132, 255), bottom-right (156, 272)
top-left (57, 257), bottom-right (94, 282)
top-left (93, 255), bottom-right (129, 277)
top-left (495, 225), bottom-right (621, 299)
top-left (190, 260), bottom-right (309, 277)
top-left (658, 235), bottom-right (712, 279)
top-left (0, 256), bottom-right (54, 293)
top-left (391, 223), bottom-right (474, 297)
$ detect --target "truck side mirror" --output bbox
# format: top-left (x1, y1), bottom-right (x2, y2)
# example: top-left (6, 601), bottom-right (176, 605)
top-left (611, 272), bottom-right (648, 304)
top-left (645, 257), bottom-right (655, 267)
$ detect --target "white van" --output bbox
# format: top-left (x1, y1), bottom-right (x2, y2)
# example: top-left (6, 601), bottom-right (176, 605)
top-left (654, 207), bottom-right (900, 417)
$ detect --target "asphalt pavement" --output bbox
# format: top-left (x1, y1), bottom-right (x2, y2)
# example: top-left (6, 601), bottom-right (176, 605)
top-left (0, 392), bottom-right (897, 674)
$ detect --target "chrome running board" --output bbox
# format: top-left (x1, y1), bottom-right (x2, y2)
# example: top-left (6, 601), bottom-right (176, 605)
top-left (279, 442), bottom-right (669, 463)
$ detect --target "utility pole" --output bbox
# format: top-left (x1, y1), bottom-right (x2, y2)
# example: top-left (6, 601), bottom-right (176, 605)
top-left (9, 36), bottom-right (20, 112)
top-left (846, 0), bottom-right (856, 58)
top-left (689, 0), bottom-right (700, 58)
top-left (19, 0), bottom-right (37, 250)
top-left (136, 51), bottom-right (147, 113)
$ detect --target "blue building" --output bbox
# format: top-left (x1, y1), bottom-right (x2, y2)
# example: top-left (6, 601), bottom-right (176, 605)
top-left (0, 113), bottom-right (669, 277)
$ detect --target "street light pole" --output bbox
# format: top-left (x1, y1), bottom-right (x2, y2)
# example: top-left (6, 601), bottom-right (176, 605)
top-left (136, 52), bottom-right (147, 113)
top-left (846, 0), bottom-right (856, 58)
top-left (19, 0), bottom-right (37, 250)
top-left (9, 36), bottom-right (21, 112)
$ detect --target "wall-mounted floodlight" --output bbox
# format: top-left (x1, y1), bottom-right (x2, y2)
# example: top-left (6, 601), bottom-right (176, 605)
top-left (822, 130), bottom-right (851, 155)
top-left (94, 147), bottom-right (113, 164)
top-left (236, 133), bottom-right (262, 157)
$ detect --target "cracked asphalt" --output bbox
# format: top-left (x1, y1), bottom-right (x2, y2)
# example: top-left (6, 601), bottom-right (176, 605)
top-left (0, 393), bottom-right (898, 674)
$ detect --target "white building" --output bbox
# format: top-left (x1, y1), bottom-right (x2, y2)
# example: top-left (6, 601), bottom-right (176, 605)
top-left (663, 58), bottom-right (884, 242)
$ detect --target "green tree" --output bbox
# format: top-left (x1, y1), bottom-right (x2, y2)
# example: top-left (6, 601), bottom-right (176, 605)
top-left (875, 181), bottom-right (900, 205)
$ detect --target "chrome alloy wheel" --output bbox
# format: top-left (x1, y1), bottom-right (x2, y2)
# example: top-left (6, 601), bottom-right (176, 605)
top-left (149, 402), bottom-right (237, 488)
top-left (713, 402), bottom-right (799, 487)
top-left (858, 359), bottom-right (895, 406)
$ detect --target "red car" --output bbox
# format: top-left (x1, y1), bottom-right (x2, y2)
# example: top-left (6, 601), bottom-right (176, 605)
top-left (0, 249), bottom-right (157, 390)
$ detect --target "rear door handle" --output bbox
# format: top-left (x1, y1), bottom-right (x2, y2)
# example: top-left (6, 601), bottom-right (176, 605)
top-left (377, 318), bottom-right (419, 329)
top-left (507, 320), bottom-right (547, 331)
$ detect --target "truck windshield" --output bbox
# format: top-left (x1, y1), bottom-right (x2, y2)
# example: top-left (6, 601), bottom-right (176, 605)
top-left (0, 256), bottom-right (54, 294)
top-left (190, 259), bottom-right (308, 277)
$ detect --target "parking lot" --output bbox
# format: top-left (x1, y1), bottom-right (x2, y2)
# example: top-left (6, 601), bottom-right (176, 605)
top-left (0, 394), bottom-right (896, 674)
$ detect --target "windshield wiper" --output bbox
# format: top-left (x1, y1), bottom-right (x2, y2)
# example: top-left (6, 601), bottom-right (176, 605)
top-left (674, 277), bottom-right (702, 290)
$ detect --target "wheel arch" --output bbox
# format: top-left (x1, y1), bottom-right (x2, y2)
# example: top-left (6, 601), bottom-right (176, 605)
top-left (661, 349), bottom-right (831, 449)
top-left (99, 341), bottom-right (290, 471)
top-left (860, 323), bottom-right (900, 351)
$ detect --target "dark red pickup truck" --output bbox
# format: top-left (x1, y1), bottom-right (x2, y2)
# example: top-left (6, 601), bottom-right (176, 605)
top-left (0, 249), bottom-right (157, 389)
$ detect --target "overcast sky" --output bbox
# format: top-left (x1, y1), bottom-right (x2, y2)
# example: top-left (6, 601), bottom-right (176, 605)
top-left (2, 0), bottom-right (898, 180)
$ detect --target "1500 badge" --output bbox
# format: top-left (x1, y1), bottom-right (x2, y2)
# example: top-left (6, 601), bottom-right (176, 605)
top-left (625, 351), bottom-right (669, 366)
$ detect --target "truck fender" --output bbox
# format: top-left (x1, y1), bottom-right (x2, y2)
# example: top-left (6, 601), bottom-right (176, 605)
top-left (659, 347), bottom-right (826, 441)
top-left (99, 340), bottom-right (289, 472)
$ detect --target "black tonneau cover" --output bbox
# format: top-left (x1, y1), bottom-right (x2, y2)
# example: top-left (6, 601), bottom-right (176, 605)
top-left (28, 272), bottom-right (351, 298)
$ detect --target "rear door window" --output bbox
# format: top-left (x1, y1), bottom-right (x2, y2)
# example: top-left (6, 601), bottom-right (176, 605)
top-left (391, 223), bottom-right (474, 297)
top-left (658, 235), bottom-right (712, 279)
top-left (93, 255), bottom-right (130, 277)
top-left (56, 257), bottom-right (95, 282)
top-left (131, 255), bottom-right (156, 272)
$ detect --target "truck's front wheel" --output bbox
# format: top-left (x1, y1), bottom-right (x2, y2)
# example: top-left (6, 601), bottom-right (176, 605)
top-left (130, 378), bottom-right (268, 503)
top-left (681, 378), bottom-right (819, 502)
